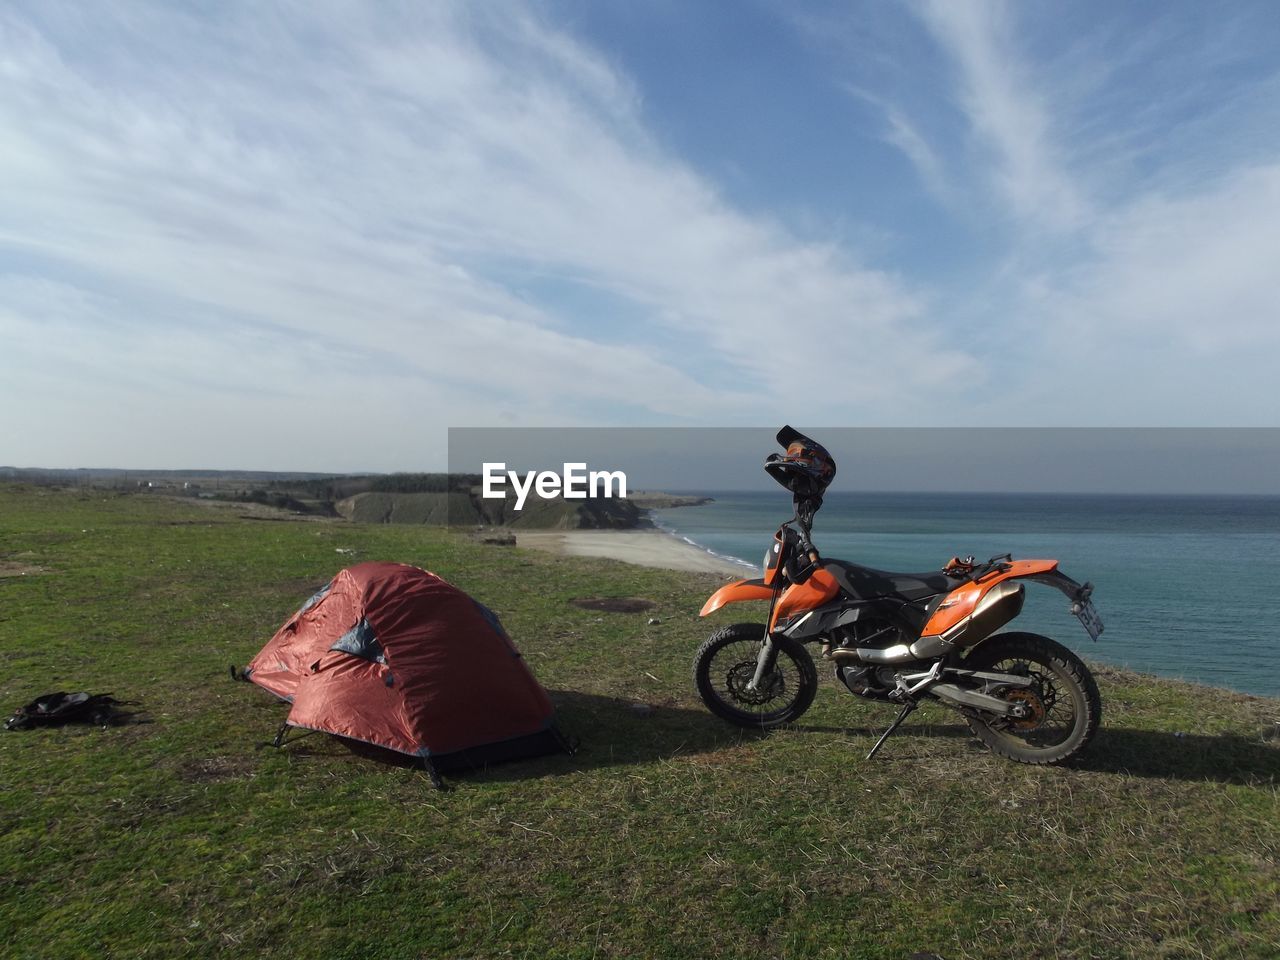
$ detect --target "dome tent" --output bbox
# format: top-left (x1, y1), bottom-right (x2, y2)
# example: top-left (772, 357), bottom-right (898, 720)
top-left (243, 561), bottom-right (568, 784)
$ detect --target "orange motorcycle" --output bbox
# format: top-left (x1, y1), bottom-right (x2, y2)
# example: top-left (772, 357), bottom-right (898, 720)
top-left (694, 426), bottom-right (1104, 764)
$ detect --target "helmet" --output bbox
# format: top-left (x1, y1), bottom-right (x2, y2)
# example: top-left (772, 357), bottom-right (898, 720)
top-left (764, 426), bottom-right (836, 500)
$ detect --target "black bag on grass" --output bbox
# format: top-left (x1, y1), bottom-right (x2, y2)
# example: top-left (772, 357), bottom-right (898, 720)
top-left (5, 692), bottom-right (131, 730)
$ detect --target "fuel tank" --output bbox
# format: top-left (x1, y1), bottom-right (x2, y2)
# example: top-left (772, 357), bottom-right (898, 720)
top-left (768, 569), bottom-right (839, 632)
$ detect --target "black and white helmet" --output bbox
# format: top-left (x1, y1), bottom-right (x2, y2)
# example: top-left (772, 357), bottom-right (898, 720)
top-left (764, 426), bottom-right (837, 500)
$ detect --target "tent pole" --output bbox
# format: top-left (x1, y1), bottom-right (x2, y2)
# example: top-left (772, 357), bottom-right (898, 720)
top-left (271, 722), bottom-right (290, 748)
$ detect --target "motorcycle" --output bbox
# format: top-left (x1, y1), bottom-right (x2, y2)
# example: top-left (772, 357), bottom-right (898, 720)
top-left (693, 426), bottom-right (1104, 765)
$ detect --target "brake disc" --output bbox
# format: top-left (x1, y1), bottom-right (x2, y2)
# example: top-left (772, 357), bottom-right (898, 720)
top-left (1002, 687), bottom-right (1047, 730)
top-left (726, 661), bottom-right (784, 706)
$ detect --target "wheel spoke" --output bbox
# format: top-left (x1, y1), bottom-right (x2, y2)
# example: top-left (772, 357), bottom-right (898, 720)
top-left (984, 655), bottom-right (1079, 748)
top-left (694, 626), bottom-right (820, 729)
top-left (706, 639), bottom-right (801, 717)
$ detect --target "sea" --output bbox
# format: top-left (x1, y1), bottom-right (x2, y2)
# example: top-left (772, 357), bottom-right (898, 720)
top-left (651, 491), bottom-right (1280, 699)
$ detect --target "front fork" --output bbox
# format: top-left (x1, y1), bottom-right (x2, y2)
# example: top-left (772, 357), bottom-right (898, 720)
top-left (747, 583), bottom-right (786, 691)
top-left (748, 635), bottom-right (781, 691)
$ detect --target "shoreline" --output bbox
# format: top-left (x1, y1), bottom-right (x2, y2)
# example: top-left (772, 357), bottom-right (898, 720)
top-left (515, 528), bottom-right (750, 576)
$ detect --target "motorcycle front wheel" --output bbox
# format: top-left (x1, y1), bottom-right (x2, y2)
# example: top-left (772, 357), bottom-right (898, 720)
top-left (961, 632), bottom-right (1102, 765)
top-left (693, 623), bottom-right (817, 728)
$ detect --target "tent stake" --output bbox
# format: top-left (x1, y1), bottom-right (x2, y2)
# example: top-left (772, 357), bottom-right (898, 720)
top-left (552, 725), bottom-right (579, 757)
top-left (422, 758), bottom-right (446, 790)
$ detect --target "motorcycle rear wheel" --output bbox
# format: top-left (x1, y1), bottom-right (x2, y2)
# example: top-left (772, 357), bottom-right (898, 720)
top-left (693, 623), bottom-right (817, 728)
top-left (961, 632), bottom-right (1102, 765)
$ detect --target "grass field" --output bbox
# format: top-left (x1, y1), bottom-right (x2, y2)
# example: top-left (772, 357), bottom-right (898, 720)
top-left (1, 486), bottom-right (1278, 959)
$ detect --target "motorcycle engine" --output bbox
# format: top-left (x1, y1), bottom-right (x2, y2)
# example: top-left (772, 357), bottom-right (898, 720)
top-left (831, 623), bottom-right (902, 700)
top-left (834, 665), bottom-right (896, 701)
top-left (835, 663), bottom-right (896, 701)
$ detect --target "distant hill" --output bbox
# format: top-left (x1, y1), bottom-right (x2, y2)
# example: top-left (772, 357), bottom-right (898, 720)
top-left (336, 487), bottom-right (644, 529)
top-left (625, 491), bottom-right (714, 509)
top-left (0, 466), bottom-right (339, 485)
top-left (1, 468), bottom-right (705, 530)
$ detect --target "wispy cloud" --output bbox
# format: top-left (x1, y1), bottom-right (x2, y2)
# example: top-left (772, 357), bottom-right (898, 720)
top-left (807, 1), bottom-right (1280, 424)
top-left (0, 2), bottom-right (977, 468)
top-left (844, 84), bottom-right (953, 205)
top-left (912, 0), bottom-right (1088, 231)
top-left (3, 1), bottom-right (1278, 471)
top-left (1015, 162), bottom-right (1280, 423)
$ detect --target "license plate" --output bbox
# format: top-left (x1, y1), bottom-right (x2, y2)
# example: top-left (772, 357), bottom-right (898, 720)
top-left (1071, 598), bottom-right (1104, 641)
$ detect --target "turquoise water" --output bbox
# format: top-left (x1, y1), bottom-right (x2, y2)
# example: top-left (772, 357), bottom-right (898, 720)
top-left (652, 492), bottom-right (1280, 698)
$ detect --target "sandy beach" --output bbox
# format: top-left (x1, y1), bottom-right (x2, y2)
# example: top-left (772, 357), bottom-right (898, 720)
top-left (515, 529), bottom-right (749, 576)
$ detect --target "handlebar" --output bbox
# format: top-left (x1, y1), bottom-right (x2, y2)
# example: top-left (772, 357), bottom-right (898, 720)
top-left (789, 512), bottom-right (821, 572)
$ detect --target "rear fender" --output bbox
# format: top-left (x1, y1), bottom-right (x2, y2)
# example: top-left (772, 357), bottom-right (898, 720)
top-left (700, 579), bottom-right (773, 617)
top-left (1025, 568), bottom-right (1095, 604)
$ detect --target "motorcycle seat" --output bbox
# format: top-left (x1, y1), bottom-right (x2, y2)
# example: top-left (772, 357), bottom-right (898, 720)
top-left (823, 559), bottom-right (962, 603)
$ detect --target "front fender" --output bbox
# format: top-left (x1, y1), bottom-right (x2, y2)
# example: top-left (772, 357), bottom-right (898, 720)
top-left (700, 578), bottom-right (773, 617)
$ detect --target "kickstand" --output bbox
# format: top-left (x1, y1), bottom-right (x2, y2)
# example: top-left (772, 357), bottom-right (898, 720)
top-left (867, 700), bottom-right (917, 760)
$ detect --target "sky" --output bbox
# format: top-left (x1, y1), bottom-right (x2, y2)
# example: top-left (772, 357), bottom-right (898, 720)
top-left (3, 1), bottom-right (1280, 472)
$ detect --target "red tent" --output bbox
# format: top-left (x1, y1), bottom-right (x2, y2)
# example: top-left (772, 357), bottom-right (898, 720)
top-left (244, 562), bottom-right (565, 778)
